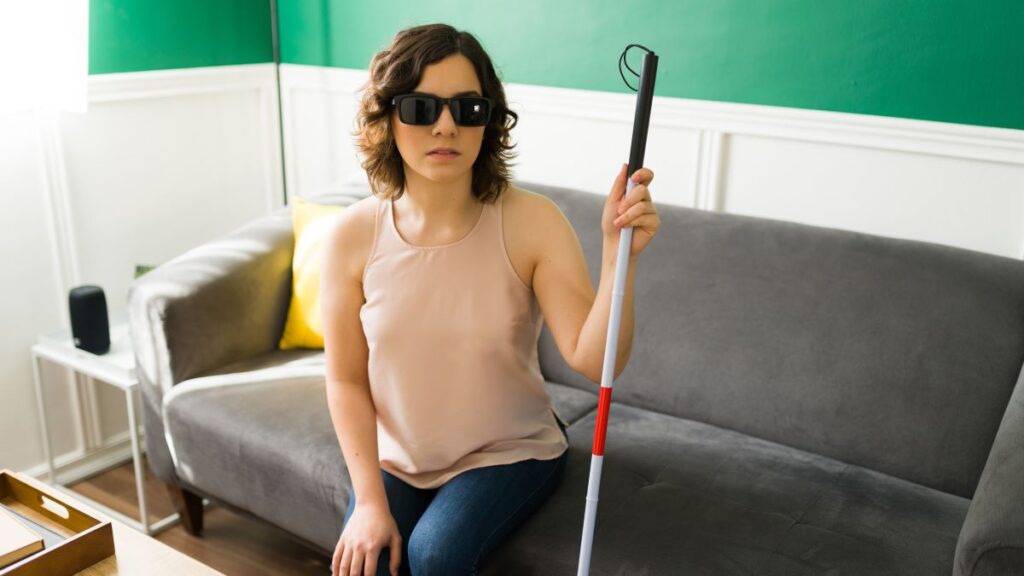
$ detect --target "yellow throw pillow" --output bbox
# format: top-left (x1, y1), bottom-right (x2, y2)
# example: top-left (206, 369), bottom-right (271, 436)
top-left (278, 196), bottom-right (345, 350)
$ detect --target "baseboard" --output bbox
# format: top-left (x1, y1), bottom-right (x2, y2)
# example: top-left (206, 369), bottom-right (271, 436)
top-left (19, 428), bottom-right (146, 485)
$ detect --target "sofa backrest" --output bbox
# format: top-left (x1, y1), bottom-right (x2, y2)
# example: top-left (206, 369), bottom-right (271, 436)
top-left (524, 180), bottom-right (1024, 499)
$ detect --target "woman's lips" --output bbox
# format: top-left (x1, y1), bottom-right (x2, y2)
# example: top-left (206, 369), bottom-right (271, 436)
top-left (428, 150), bottom-right (460, 159)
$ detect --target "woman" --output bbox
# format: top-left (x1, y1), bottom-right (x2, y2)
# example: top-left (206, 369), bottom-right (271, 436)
top-left (322, 23), bottom-right (659, 576)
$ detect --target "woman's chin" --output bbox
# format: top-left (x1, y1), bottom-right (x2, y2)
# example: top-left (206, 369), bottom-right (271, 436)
top-left (421, 165), bottom-right (470, 182)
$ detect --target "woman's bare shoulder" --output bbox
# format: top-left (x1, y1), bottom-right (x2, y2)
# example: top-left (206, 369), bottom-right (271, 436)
top-left (501, 184), bottom-right (573, 288)
top-left (326, 195), bottom-right (381, 284)
top-left (503, 184), bottom-right (557, 219)
top-left (504, 184), bottom-right (573, 238)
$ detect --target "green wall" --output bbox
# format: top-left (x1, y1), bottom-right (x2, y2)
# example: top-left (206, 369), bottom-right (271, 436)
top-left (89, 0), bottom-right (272, 74)
top-left (279, 0), bottom-right (1023, 132)
top-left (89, 0), bottom-right (1024, 131)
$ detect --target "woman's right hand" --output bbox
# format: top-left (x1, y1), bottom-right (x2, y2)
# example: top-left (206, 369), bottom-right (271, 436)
top-left (332, 501), bottom-right (402, 576)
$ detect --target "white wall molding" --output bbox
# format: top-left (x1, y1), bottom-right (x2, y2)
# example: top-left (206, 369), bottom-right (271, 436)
top-left (652, 97), bottom-right (1024, 167)
top-left (33, 109), bottom-right (92, 457)
top-left (694, 130), bottom-right (725, 210)
top-left (88, 63), bottom-right (276, 102)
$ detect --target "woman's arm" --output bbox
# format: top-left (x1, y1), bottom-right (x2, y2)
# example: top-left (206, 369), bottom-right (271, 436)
top-left (326, 380), bottom-right (388, 507)
top-left (533, 165), bottom-right (657, 385)
top-left (572, 242), bottom-right (637, 383)
top-left (321, 208), bottom-right (389, 509)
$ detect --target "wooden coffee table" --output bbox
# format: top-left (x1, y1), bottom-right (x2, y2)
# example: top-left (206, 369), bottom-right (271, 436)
top-left (73, 518), bottom-right (225, 575)
top-left (8, 471), bottom-right (223, 575)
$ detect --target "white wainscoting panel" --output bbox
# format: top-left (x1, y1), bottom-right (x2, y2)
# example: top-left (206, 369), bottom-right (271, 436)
top-left (721, 134), bottom-right (1024, 259)
top-left (279, 65), bottom-right (364, 199)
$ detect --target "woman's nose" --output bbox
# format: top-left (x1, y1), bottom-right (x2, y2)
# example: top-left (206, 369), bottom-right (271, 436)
top-left (432, 103), bottom-right (458, 134)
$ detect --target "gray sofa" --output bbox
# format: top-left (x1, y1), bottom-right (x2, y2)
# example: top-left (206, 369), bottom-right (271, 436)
top-left (127, 180), bottom-right (1024, 575)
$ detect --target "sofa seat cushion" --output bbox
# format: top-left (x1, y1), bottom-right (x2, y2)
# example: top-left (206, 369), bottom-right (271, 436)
top-left (480, 402), bottom-right (970, 576)
top-left (161, 348), bottom-right (600, 553)
top-left (161, 354), bottom-right (341, 551)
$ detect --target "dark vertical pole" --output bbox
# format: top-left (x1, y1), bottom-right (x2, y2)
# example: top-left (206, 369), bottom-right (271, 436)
top-left (270, 0), bottom-right (289, 206)
top-left (626, 51), bottom-right (658, 189)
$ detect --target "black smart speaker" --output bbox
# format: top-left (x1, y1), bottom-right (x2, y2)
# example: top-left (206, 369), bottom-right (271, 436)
top-left (69, 285), bottom-right (110, 354)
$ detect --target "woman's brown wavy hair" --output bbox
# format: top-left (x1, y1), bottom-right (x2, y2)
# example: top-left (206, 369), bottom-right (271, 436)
top-left (352, 23), bottom-right (519, 204)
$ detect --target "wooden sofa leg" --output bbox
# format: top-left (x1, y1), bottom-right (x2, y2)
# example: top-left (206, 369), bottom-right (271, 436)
top-left (164, 482), bottom-right (204, 536)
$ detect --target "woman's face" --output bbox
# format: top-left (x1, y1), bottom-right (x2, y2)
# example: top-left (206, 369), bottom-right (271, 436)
top-left (391, 53), bottom-right (486, 187)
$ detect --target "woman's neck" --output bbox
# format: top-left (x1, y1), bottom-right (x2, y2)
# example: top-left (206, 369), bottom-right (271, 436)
top-left (397, 167), bottom-right (479, 227)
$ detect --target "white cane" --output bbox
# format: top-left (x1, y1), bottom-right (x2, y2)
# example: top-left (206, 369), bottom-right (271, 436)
top-left (577, 44), bottom-right (658, 576)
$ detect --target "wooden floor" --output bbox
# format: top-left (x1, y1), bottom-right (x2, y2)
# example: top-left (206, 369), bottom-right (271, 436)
top-left (67, 454), bottom-right (332, 576)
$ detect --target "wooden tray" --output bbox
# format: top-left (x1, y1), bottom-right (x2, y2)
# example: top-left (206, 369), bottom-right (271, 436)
top-left (0, 470), bottom-right (114, 575)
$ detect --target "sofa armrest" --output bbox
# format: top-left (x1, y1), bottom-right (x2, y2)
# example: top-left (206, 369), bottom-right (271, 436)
top-left (953, 364), bottom-right (1024, 575)
top-left (127, 208), bottom-right (295, 401)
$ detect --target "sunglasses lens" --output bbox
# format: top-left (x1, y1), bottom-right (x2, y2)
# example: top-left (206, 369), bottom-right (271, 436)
top-left (399, 96), bottom-right (439, 125)
top-left (453, 98), bottom-right (491, 126)
top-left (395, 95), bottom-right (492, 126)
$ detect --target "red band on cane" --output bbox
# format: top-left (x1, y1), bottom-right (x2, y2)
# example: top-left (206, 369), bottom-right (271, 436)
top-left (593, 386), bottom-right (614, 455)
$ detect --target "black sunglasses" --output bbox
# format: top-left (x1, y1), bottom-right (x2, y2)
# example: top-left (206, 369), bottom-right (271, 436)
top-left (391, 93), bottom-right (494, 126)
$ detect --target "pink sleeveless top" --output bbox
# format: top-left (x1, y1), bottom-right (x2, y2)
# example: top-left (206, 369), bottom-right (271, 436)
top-left (358, 190), bottom-right (569, 489)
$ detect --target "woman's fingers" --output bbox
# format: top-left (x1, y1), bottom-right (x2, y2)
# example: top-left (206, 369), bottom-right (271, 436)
top-left (364, 550), bottom-right (377, 576)
top-left (348, 548), bottom-right (363, 576)
top-left (609, 165), bottom-right (653, 209)
top-left (614, 200), bottom-right (655, 227)
top-left (607, 163), bottom-right (628, 203)
top-left (629, 167), bottom-right (654, 187)
top-left (616, 187), bottom-right (650, 220)
top-left (390, 534), bottom-right (402, 576)
top-left (337, 544), bottom-right (350, 575)
top-left (618, 183), bottom-right (649, 213)
top-left (616, 214), bottom-right (658, 231)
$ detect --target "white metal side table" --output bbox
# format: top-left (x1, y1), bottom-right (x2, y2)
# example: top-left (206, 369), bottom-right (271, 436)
top-left (30, 319), bottom-right (180, 536)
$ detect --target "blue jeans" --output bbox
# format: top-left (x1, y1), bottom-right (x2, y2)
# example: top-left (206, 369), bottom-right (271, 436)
top-left (341, 411), bottom-right (570, 575)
